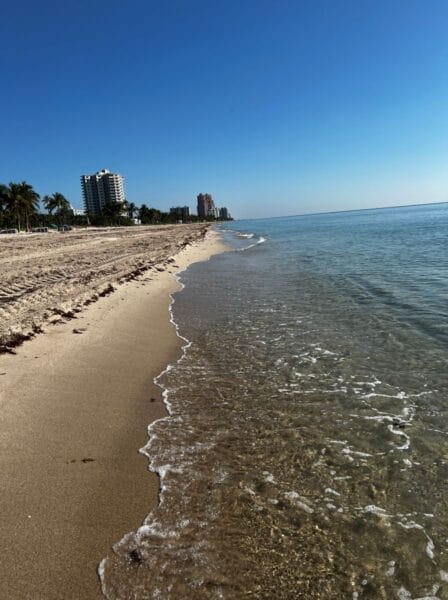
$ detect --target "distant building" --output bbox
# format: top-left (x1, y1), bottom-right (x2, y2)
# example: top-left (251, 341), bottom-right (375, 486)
top-left (81, 168), bottom-right (126, 216)
top-left (208, 205), bottom-right (220, 219)
top-left (70, 204), bottom-right (85, 216)
top-left (170, 206), bottom-right (190, 219)
top-left (219, 207), bottom-right (230, 220)
top-left (197, 193), bottom-right (214, 218)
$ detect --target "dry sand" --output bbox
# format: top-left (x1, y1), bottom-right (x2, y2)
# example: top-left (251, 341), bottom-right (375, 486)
top-left (0, 226), bottom-right (228, 599)
top-left (0, 224), bottom-right (210, 350)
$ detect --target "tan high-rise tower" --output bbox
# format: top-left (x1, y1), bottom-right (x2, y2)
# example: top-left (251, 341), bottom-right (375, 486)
top-left (196, 193), bottom-right (214, 218)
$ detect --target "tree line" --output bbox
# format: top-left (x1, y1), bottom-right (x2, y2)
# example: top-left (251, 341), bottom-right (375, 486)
top-left (0, 181), bottom-right (88, 230)
top-left (0, 181), bottom-right (222, 230)
top-left (87, 202), bottom-right (206, 226)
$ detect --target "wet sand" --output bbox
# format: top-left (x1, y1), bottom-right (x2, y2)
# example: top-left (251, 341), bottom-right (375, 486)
top-left (0, 228), bottom-right (227, 599)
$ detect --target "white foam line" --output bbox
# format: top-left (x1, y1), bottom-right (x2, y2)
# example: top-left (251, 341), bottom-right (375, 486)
top-left (98, 558), bottom-right (107, 597)
top-left (342, 446), bottom-right (372, 458)
top-left (98, 247), bottom-right (219, 596)
top-left (362, 392), bottom-right (408, 400)
top-left (387, 424), bottom-right (411, 450)
top-left (236, 235), bottom-right (267, 251)
top-left (140, 252), bottom-right (221, 492)
top-left (398, 520), bottom-right (436, 561)
top-left (428, 427), bottom-right (448, 436)
top-left (358, 504), bottom-right (391, 517)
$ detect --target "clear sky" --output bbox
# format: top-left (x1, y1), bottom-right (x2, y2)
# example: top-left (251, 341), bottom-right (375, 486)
top-left (2, 0), bottom-right (448, 218)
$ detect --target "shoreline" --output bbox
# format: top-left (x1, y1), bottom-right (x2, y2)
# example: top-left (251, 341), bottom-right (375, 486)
top-left (0, 228), bottom-right (228, 599)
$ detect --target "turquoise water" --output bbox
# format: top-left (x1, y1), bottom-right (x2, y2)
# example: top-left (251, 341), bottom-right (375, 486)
top-left (102, 203), bottom-right (448, 599)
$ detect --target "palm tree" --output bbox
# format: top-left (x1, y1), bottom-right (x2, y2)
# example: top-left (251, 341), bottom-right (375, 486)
top-left (43, 192), bottom-right (71, 224)
top-left (139, 204), bottom-right (149, 223)
top-left (43, 194), bottom-right (56, 215)
top-left (2, 182), bottom-right (39, 231)
top-left (20, 182), bottom-right (40, 230)
top-left (139, 204), bottom-right (162, 224)
top-left (0, 184), bottom-right (7, 208)
top-left (103, 201), bottom-right (125, 225)
top-left (127, 201), bottom-right (136, 220)
top-left (0, 184), bottom-right (8, 227)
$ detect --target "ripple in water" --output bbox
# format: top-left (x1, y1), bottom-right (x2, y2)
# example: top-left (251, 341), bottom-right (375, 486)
top-left (101, 205), bottom-right (448, 599)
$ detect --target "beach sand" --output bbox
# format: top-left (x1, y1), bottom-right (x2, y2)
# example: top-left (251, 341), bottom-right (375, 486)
top-left (0, 227), bottom-right (227, 599)
top-left (0, 223), bottom-right (213, 350)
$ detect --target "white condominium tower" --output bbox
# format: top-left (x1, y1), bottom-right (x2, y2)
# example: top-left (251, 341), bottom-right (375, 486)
top-left (80, 168), bottom-right (126, 216)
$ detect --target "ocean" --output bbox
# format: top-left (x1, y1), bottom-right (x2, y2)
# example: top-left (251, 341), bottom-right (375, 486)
top-left (101, 203), bottom-right (448, 599)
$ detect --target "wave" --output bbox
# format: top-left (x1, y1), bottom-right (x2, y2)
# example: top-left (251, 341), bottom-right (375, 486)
top-left (237, 235), bottom-right (267, 252)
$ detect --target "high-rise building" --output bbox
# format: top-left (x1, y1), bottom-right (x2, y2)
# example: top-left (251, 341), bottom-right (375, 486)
top-left (81, 169), bottom-right (126, 216)
top-left (170, 206), bottom-right (190, 219)
top-left (208, 205), bottom-right (220, 219)
top-left (197, 193), bottom-right (214, 218)
top-left (219, 207), bottom-right (230, 220)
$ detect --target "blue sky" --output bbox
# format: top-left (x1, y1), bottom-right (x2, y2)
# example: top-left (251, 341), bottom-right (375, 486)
top-left (1, 0), bottom-right (448, 218)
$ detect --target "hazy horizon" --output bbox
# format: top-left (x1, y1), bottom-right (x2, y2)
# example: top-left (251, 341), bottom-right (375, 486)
top-left (230, 199), bottom-right (448, 221)
top-left (2, 1), bottom-right (448, 219)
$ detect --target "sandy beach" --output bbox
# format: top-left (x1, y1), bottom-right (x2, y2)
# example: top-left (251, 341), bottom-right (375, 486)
top-left (0, 225), bottom-right (227, 599)
top-left (0, 224), bottom-right (214, 350)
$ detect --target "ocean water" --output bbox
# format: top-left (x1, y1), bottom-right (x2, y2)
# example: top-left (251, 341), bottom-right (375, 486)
top-left (101, 203), bottom-right (448, 599)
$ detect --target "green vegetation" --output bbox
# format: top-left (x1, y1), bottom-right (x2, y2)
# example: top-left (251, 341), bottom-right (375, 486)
top-left (0, 181), bottom-right (40, 230)
top-left (42, 192), bottom-right (72, 226)
top-left (88, 203), bottom-right (205, 226)
top-left (0, 180), bottom-right (228, 231)
top-left (0, 181), bottom-right (89, 230)
top-left (89, 202), bottom-right (133, 227)
top-left (139, 204), bottom-right (209, 224)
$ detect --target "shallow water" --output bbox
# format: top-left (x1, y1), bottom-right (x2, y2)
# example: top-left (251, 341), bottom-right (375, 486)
top-left (101, 203), bottom-right (448, 599)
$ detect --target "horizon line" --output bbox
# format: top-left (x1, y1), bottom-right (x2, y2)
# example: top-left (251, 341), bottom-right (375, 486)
top-left (234, 200), bottom-right (448, 222)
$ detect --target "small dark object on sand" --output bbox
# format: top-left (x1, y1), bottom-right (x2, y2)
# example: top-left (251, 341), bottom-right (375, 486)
top-left (81, 457), bottom-right (95, 463)
top-left (150, 397), bottom-right (157, 402)
top-left (129, 549), bottom-right (143, 565)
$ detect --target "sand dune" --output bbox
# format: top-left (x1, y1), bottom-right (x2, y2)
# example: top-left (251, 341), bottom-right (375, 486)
top-left (0, 224), bottom-right (208, 350)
